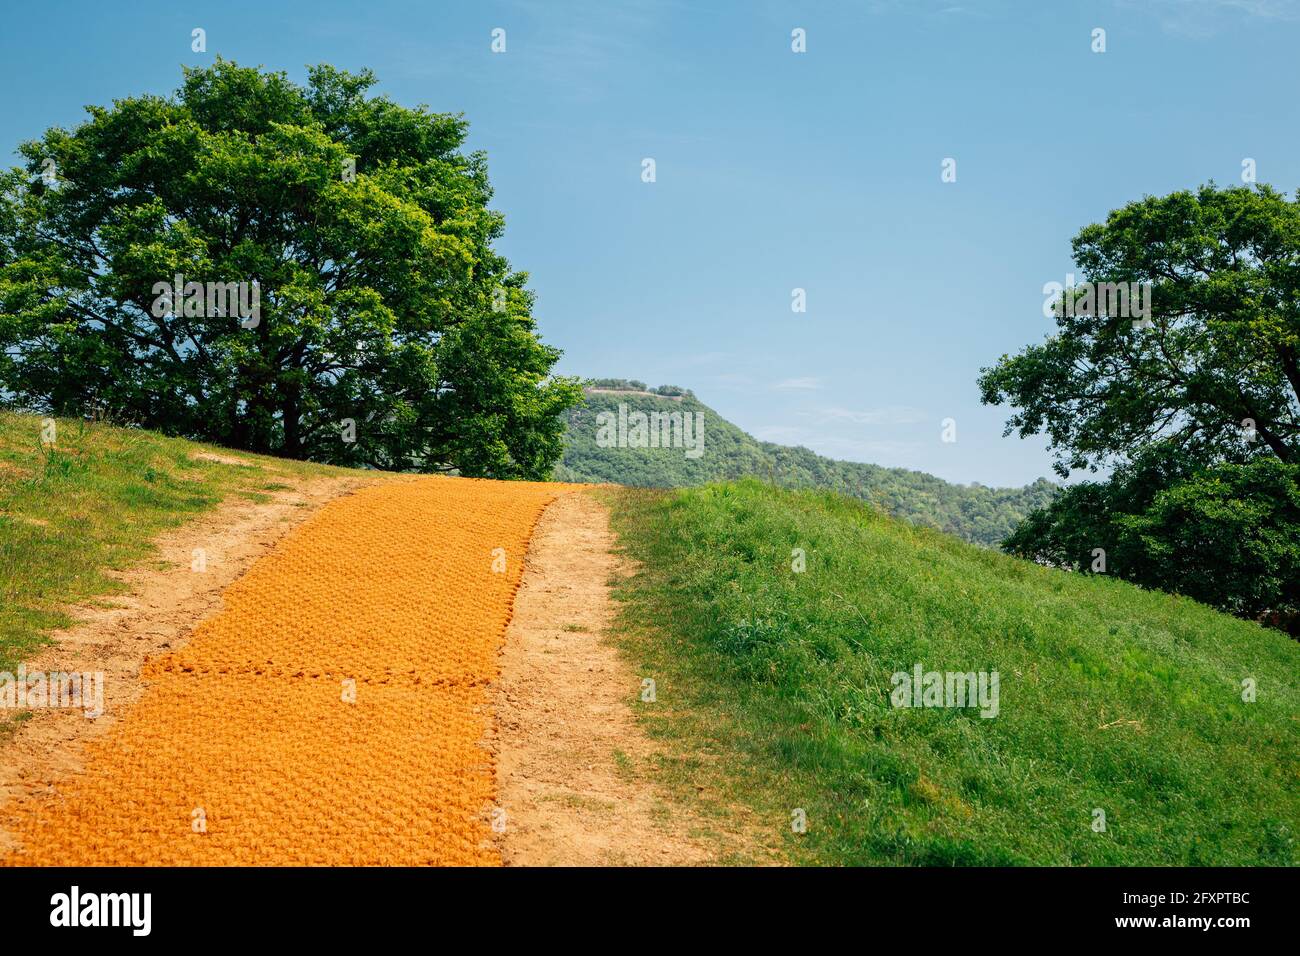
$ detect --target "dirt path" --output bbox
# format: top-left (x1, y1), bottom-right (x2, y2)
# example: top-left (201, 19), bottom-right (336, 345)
top-left (0, 476), bottom-right (568, 865)
top-left (0, 469), bottom-right (371, 853)
top-left (1, 477), bottom-right (734, 867)
top-left (490, 492), bottom-right (715, 865)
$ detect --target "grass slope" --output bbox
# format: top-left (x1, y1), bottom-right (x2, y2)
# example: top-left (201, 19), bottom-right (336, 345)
top-left (559, 387), bottom-right (1057, 547)
top-left (605, 480), bottom-right (1299, 866)
top-left (0, 411), bottom-right (356, 681)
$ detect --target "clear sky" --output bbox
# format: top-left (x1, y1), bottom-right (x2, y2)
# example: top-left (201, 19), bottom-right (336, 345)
top-left (2, 1), bottom-right (1296, 486)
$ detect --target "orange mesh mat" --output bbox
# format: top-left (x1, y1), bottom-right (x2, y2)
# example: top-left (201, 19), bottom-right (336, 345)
top-left (0, 476), bottom-right (571, 866)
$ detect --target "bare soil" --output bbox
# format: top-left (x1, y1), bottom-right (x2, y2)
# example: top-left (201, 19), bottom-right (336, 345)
top-left (0, 470), bottom-right (372, 852)
top-left (489, 491), bottom-right (715, 866)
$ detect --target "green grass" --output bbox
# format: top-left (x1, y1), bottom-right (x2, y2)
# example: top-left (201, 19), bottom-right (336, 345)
top-left (604, 479), bottom-right (1300, 866)
top-left (558, 387), bottom-right (1059, 547)
top-left (0, 410), bottom-right (362, 684)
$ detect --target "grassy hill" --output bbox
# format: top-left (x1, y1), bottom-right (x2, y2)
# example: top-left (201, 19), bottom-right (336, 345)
top-left (605, 480), bottom-right (1300, 866)
top-left (557, 385), bottom-right (1057, 547)
top-left (4, 411), bottom-right (1294, 866)
top-left (0, 410), bottom-right (359, 686)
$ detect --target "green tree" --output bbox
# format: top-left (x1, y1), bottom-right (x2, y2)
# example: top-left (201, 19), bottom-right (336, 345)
top-left (1001, 442), bottom-right (1201, 574)
top-left (979, 184), bottom-right (1300, 477)
top-left (984, 184), bottom-right (1300, 629)
top-left (1004, 449), bottom-right (1300, 630)
top-left (0, 60), bottom-right (580, 477)
top-left (1121, 457), bottom-right (1300, 625)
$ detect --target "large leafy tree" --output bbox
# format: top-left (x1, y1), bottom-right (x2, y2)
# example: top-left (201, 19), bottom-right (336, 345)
top-left (0, 60), bottom-right (580, 477)
top-left (981, 184), bottom-right (1300, 628)
top-left (980, 184), bottom-right (1300, 477)
top-left (1001, 444), bottom-right (1300, 629)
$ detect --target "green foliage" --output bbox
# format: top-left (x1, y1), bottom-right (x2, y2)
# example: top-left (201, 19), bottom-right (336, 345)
top-left (607, 480), bottom-right (1300, 866)
top-left (586, 378), bottom-right (649, 392)
top-left (559, 387), bottom-right (1056, 547)
top-left (981, 184), bottom-right (1300, 630)
top-left (0, 60), bottom-right (580, 478)
top-left (1005, 447), bottom-right (1300, 629)
top-left (0, 409), bottom-right (360, 678)
top-left (979, 183), bottom-right (1300, 477)
top-left (649, 384), bottom-right (694, 398)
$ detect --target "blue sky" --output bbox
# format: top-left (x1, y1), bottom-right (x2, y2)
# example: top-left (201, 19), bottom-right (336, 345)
top-left (2, 0), bottom-right (1297, 486)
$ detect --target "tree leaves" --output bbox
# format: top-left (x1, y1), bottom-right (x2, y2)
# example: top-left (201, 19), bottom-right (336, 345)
top-left (0, 59), bottom-right (580, 477)
top-left (986, 185), bottom-right (1300, 629)
top-left (980, 184), bottom-right (1300, 478)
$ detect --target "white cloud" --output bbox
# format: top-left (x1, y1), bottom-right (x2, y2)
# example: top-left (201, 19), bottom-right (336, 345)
top-left (773, 377), bottom-right (823, 390)
top-left (1178, 0), bottom-right (1298, 16)
top-left (1117, 0), bottom-right (1300, 37)
top-left (801, 405), bottom-right (931, 426)
top-left (752, 425), bottom-right (920, 461)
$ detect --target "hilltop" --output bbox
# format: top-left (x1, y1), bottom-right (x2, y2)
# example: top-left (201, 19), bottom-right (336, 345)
top-left (556, 383), bottom-right (1057, 547)
top-left (604, 480), bottom-right (1300, 865)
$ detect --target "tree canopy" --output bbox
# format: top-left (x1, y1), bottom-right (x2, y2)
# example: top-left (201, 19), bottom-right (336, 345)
top-left (982, 184), bottom-right (1300, 630)
top-left (0, 60), bottom-right (580, 477)
top-left (1001, 443), bottom-right (1300, 628)
top-left (979, 184), bottom-right (1300, 478)
top-left (559, 387), bottom-right (1058, 547)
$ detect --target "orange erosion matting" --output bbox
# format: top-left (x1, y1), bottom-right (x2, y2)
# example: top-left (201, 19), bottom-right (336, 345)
top-left (0, 476), bottom-right (572, 866)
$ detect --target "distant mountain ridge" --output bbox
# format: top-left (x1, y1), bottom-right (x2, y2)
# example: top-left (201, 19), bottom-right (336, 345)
top-left (555, 382), bottom-right (1057, 547)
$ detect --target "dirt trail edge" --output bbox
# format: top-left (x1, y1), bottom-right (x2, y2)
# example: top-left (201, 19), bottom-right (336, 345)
top-left (1, 475), bottom-right (567, 865)
top-left (0, 470), bottom-right (372, 853)
top-left (490, 491), bottom-right (717, 866)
